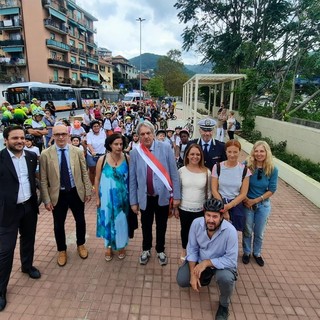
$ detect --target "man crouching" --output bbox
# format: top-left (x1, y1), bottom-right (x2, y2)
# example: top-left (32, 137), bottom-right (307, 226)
top-left (177, 198), bottom-right (238, 320)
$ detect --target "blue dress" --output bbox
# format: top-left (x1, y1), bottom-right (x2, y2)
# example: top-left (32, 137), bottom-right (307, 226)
top-left (97, 159), bottom-right (129, 250)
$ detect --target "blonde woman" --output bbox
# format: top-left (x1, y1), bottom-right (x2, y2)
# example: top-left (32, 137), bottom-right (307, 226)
top-left (176, 143), bottom-right (211, 259)
top-left (242, 141), bottom-right (278, 267)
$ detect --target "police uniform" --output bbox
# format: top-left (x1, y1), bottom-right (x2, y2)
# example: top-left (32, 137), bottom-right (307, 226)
top-left (187, 118), bottom-right (227, 171)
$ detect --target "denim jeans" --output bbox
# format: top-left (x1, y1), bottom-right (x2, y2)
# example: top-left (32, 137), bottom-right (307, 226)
top-left (242, 199), bottom-right (271, 256)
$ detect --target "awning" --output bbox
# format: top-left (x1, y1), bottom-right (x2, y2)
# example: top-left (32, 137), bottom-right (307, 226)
top-left (2, 47), bottom-right (23, 53)
top-left (81, 73), bottom-right (99, 82)
top-left (87, 57), bottom-right (98, 65)
top-left (78, 24), bottom-right (86, 32)
top-left (49, 8), bottom-right (67, 22)
top-left (0, 8), bottom-right (20, 15)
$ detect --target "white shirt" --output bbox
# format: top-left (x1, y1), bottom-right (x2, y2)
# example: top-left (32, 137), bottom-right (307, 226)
top-left (86, 130), bottom-right (106, 154)
top-left (8, 149), bottom-right (31, 203)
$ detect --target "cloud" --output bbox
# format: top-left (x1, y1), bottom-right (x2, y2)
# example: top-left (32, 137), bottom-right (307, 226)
top-left (75, 0), bottom-right (202, 64)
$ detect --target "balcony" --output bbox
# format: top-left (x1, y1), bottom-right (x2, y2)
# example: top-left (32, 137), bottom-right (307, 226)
top-left (47, 58), bottom-right (71, 69)
top-left (87, 67), bottom-right (97, 73)
top-left (42, 0), bottom-right (51, 7)
top-left (70, 46), bottom-right (78, 54)
top-left (0, 19), bottom-right (22, 30)
top-left (70, 63), bottom-right (80, 70)
top-left (44, 19), bottom-right (68, 35)
top-left (0, 0), bottom-right (20, 15)
top-left (46, 39), bottom-right (69, 52)
top-left (0, 39), bottom-right (24, 46)
top-left (0, 57), bottom-right (26, 66)
top-left (86, 41), bottom-right (97, 49)
top-left (78, 49), bottom-right (86, 57)
top-left (80, 66), bottom-right (87, 72)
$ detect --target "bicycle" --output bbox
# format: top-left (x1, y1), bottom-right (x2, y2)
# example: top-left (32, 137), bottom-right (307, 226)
top-left (183, 117), bottom-right (194, 138)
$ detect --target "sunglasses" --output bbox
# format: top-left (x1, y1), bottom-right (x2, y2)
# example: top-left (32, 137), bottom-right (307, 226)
top-left (257, 168), bottom-right (263, 180)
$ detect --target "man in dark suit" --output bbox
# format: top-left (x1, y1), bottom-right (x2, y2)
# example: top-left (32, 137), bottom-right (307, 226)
top-left (187, 118), bottom-right (227, 171)
top-left (0, 126), bottom-right (40, 312)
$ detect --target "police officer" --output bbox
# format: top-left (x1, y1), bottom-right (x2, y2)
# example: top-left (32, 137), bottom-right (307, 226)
top-left (187, 118), bottom-right (227, 171)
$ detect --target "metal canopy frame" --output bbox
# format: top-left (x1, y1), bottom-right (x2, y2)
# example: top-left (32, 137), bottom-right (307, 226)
top-left (182, 74), bottom-right (246, 125)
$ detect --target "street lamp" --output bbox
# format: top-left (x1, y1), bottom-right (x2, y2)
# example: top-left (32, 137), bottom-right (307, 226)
top-left (136, 17), bottom-right (145, 103)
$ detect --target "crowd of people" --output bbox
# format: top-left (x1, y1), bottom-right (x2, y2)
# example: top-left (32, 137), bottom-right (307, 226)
top-left (0, 99), bottom-right (279, 320)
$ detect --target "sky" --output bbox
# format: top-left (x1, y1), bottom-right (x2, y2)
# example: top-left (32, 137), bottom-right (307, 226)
top-left (75, 0), bottom-right (203, 65)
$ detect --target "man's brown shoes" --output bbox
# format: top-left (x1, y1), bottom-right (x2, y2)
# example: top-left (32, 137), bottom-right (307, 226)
top-left (77, 245), bottom-right (88, 259)
top-left (57, 251), bottom-right (67, 267)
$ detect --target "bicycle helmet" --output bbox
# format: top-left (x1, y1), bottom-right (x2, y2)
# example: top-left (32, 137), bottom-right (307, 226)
top-left (32, 107), bottom-right (45, 116)
top-left (203, 198), bottom-right (224, 213)
top-left (25, 134), bottom-right (34, 141)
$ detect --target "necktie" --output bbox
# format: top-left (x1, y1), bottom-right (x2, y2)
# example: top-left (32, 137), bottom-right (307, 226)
top-left (60, 149), bottom-right (72, 191)
top-left (203, 143), bottom-right (209, 157)
top-left (147, 165), bottom-right (154, 195)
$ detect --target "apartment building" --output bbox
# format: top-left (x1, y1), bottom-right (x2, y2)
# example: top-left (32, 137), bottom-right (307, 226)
top-left (112, 55), bottom-right (138, 80)
top-left (0, 0), bottom-right (99, 86)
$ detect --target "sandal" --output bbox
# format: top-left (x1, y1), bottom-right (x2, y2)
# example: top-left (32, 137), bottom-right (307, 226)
top-left (118, 249), bottom-right (126, 260)
top-left (105, 247), bottom-right (113, 262)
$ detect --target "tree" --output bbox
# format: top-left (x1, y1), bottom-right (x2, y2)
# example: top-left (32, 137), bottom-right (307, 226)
top-left (175, 0), bottom-right (293, 73)
top-left (146, 77), bottom-right (166, 98)
top-left (155, 50), bottom-right (189, 96)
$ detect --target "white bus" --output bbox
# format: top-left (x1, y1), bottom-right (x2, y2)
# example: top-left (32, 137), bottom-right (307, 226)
top-left (3, 82), bottom-right (76, 111)
top-left (74, 87), bottom-right (100, 109)
top-left (3, 82), bottom-right (100, 111)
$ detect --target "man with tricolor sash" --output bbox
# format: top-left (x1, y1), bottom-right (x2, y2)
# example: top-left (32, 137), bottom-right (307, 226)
top-left (129, 121), bottom-right (181, 266)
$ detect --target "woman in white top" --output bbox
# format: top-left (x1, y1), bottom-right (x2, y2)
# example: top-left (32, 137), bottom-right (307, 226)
top-left (86, 120), bottom-right (106, 185)
top-left (227, 111), bottom-right (236, 140)
top-left (211, 139), bottom-right (251, 231)
top-left (176, 143), bottom-right (211, 259)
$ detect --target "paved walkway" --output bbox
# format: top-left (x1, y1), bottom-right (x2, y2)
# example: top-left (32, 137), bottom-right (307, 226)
top-left (2, 110), bottom-right (320, 319)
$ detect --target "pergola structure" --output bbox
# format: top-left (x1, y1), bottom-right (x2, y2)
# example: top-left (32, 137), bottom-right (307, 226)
top-left (182, 74), bottom-right (247, 125)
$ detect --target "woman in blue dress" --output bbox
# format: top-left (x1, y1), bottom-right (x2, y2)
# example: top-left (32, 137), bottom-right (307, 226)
top-left (95, 133), bottom-right (129, 261)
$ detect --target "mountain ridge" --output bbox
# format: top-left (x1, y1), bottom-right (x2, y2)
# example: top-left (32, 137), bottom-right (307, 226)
top-left (129, 53), bottom-right (213, 75)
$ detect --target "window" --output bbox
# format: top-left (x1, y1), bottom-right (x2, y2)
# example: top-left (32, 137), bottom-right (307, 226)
top-left (100, 66), bottom-right (105, 72)
top-left (79, 59), bottom-right (86, 66)
top-left (50, 33), bottom-right (55, 40)
top-left (51, 51), bottom-right (57, 59)
top-left (53, 70), bottom-right (58, 82)
top-left (72, 72), bottom-right (78, 80)
top-left (78, 43), bottom-right (83, 50)
top-left (70, 56), bottom-right (76, 63)
top-left (69, 39), bottom-right (75, 46)
top-left (108, 67), bottom-right (111, 73)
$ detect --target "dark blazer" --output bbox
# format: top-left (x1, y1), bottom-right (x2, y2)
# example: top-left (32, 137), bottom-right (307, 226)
top-left (0, 148), bottom-right (39, 226)
top-left (187, 138), bottom-right (227, 171)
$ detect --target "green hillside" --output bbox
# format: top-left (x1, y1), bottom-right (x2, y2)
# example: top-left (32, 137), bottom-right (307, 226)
top-left (129, 53), bottom-right (212, 75)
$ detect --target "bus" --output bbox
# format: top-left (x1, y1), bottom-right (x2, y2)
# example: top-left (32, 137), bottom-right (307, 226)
top-left (3, 82), bottom-right (100, 111)
top-left (3, 82), bottom-right (76, 111)
top-left (74, 87), bottom-right (100, 109)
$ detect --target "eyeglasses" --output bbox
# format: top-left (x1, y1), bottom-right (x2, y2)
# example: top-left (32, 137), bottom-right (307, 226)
top-left (257, 168), bottom-right (263, 180)
top-left (53, 133), bottom-right (68, 137)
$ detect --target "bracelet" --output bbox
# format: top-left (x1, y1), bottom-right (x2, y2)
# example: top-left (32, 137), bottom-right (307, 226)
top-left (260, 195), bottom-right (264, 201)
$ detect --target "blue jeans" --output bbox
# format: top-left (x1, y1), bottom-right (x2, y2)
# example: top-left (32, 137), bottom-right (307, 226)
top-left (242, 199), bottom-right (271, 256)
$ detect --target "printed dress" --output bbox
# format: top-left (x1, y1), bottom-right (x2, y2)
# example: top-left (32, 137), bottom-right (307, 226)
top-left (97, 160), bottom-right (129, 250)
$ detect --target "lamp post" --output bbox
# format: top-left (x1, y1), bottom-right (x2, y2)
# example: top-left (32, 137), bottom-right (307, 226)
top-left (136, 17), bottom-right (145, 103)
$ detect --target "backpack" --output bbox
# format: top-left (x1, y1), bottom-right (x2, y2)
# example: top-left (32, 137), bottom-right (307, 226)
top-left (216, 162), bottom-right (247, 181)
top-left (235, 120), bottom-right (241, 130)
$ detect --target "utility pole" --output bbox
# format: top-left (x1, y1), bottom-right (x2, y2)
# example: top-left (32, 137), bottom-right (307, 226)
top-left (136, 17), bottom-right (145, 103)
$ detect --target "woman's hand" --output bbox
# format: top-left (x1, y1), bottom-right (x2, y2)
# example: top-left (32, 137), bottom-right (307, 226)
top-left (223, 210), bottom-right (230, 221)
top-left (243, 198), bottom-right (255, 209)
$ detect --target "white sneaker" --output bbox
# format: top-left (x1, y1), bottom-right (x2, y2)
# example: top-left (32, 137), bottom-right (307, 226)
top-left (139, 250), bottom-right (151, 265)
top-left (157, 252), bottom-right (168, 266)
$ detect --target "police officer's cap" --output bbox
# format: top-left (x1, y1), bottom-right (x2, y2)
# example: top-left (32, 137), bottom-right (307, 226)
top-left (198, 118), bottom-right (216, 131)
